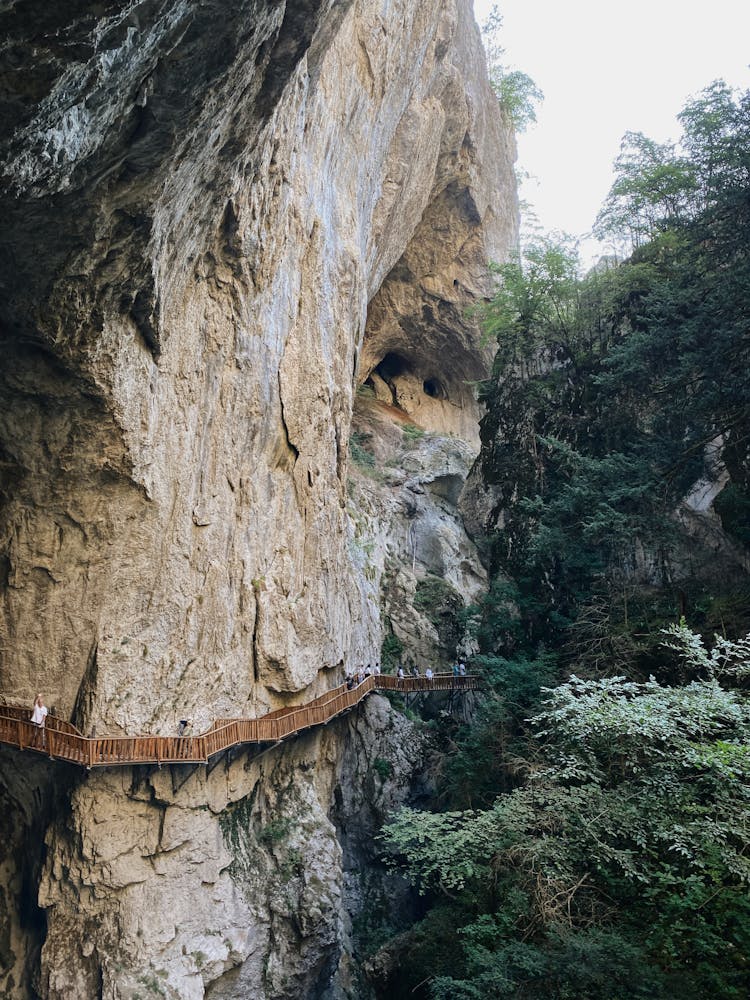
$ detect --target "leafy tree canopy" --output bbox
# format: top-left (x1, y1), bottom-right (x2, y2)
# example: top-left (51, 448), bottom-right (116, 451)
top-left (381, 631), bottom-right (750, 1000)
top-left (476, 81), bottom-right (750, 651)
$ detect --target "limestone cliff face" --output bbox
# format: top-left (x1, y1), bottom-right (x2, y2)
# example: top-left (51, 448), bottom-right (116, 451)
top-left (0, 0), bottom-right (516, 996)
top-left (347, 398), bottom-right (490, 672)
top-left (1, 698), bottom-right (430, 999)
top-left (0, 0), bottom-right (514, 734)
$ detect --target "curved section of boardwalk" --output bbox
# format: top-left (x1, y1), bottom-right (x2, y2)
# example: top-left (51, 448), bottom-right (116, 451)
top-left (0, 674), bottom-right (479, 768)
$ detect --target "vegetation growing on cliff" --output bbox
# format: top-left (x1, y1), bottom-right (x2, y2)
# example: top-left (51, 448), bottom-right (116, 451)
top-left (476, 80), bottom-right (750, 655)
top-left (376, 81), bottom-right (750, 1000)
top-left (481, 4), bottom-right (543, 132)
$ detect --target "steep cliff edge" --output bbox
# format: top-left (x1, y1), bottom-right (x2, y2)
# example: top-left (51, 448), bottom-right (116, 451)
top-left (0, 0), bottom-right (516, 996)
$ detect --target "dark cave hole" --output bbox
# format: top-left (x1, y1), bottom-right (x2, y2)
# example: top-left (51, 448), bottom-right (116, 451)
top-left (423, 377), bottom-right (447, 400)
top-left (19, 852), bottom-right (47, 937)
top-left (375, 352), bottom-right (410, 381)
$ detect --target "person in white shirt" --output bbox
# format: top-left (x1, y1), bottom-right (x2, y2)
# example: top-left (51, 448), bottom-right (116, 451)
top-left (31, 693), bottom-right (48, 748)
top-left (425, 667), bottom-right (434, 684)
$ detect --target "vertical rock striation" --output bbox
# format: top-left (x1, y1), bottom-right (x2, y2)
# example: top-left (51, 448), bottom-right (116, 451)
top-left (0, 0), bottom-right (517, 995)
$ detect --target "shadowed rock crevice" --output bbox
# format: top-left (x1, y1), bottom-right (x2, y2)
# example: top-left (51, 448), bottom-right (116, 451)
top-left (0, 749), bottom-right (77, 998)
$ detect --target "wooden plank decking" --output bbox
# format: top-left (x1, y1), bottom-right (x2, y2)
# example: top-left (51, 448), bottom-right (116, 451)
top-left (0, 674), bottom-right (479, 768)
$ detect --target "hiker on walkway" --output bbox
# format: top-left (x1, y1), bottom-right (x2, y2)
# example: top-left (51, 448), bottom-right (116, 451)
top-left (31, 693), bottom-right (48, 748)
top-left (410, 663), bottom-right (420, 678)
top-left (178, 719), bottom-right (191, 737)
top-left (397, 665), bottom-right (405, 687)
top-left (425, 667), bottom-right (434, 685)
top-left (459, 661), bottom-right (466, 677)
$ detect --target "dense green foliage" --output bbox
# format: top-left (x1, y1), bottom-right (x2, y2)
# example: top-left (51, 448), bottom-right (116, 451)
top-left (477, 80), bottom-right (750, 652)
top-left (380, 628), bottom-right (404, 672)
top-left (375, 83), bottom-right (750, 1000)
top-left (381, 631), bottom-right (750, 999)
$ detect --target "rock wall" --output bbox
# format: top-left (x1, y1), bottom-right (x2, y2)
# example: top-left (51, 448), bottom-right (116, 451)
top-left (0, 0), bottom-right (515, 734)
top-left (9, 697), bottom-right (426, 1000)
top-left (347, 397), bottom-right (490, 672)
top-left (0, 0), bottom-right (517, 996)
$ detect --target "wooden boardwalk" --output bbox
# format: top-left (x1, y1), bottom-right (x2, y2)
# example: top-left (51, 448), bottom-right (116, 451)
top-left (0, 674), bottom-right (479, 768)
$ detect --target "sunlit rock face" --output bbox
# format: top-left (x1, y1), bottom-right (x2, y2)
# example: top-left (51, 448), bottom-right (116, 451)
top-left (0, 0), bottom-right (515, 735)
top-left (0, 0), bottom-right (516, 996)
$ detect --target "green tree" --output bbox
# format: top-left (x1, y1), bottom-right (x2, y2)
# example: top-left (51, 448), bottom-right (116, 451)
top-left (476, 82), bottom-right (750, 653)
top-left (477, 238), bottom-right (690, 647)
top-left (371, 82), bottom-right (750, 1000)
top-left (381, 631), bottom-right (750, 1000)
top-left (480, 4), bottom-right (543, 132)
top-left (595, 132), bottom-right (695, 249)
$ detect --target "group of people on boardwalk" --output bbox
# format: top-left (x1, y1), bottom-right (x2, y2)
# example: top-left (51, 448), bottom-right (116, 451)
top-left (395, 659), bottom-right (467, 686)
top-left (346, 663), bottom-right (381, 690)
top-left (344, 659), bottom-right (469, 691)
top-left (24, 659), bottom-right (471, 750)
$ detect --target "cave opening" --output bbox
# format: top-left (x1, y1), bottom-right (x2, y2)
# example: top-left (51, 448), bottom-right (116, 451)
top-left (374, 352), bottom-right (410, 381)
top-left (423, 377), bottom-right (447, 400)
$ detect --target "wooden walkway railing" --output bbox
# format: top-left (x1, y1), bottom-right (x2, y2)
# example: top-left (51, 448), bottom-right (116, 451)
top-left (0, 674), bottom-right (479, 768)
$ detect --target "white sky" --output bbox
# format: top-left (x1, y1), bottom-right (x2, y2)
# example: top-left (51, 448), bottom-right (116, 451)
top-left (473, 0), bottom-right (750, 262)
